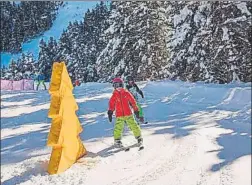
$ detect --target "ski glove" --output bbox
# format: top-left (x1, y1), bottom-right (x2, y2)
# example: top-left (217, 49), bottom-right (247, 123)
top-left (134, 111), bottom-right (140, 119)
top-left (107, 110), bottom-right (113, 122)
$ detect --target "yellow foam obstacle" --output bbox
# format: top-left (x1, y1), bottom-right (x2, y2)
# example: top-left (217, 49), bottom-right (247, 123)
top-left (47, 62), bottom-right (87, 175)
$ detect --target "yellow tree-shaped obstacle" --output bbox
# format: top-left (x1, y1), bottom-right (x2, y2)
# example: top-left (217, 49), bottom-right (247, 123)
top-left (47, 62), bottom-right (87, 175)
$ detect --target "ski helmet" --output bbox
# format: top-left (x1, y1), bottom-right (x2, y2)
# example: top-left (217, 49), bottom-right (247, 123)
top-left (112, 77), bottom-right (123, 88)
top-left (126, 75), bottom-right (134, 85)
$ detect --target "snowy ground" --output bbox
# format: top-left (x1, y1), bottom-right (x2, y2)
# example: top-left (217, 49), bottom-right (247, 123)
top-left (1, 80), bottom-right (251, 185)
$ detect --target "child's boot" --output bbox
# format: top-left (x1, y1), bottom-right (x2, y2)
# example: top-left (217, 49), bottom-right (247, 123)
top-left (136, 136), bottom-right (143, 145)
top-left (139, 117), bottom-right (144, 124)
top-left (114, 139), bottom-right (123, 148)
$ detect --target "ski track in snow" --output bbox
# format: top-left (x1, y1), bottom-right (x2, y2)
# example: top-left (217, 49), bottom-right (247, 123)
top-left (1, 80), bottom-right (251, 185)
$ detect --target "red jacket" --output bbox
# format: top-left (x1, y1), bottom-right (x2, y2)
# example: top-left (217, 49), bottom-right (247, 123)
top-left (108, 87), bottom-right (138, 117)
top-left (75, 80), bottom-right (80, 86)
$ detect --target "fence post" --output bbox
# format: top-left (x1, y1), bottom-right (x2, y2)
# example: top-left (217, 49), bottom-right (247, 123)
top-left (22, 79), bottom-right (25, 90)
top-left (11, 80), bottom-right (13, 90)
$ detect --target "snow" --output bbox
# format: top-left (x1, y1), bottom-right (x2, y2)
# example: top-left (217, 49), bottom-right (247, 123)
top-left (105, 22), bottom-right (116, 34)
top-left (172, 23), bottom-right (190, 46)
top-left (112, 38), bottom-right (121, 51)
top-left (222, 27), bottom-right (229, 41)
top-left (236, 2), bottom-right (251, 16)
top-left (223, 16), bottom-right (247, 25)
top-left (141, 54), bottom-right (147, 62)
top-left (1, 81), bottom-right (251, 185)
top-left (214, 46), bottom-right (224, 59)
top-left (173, 6), bottom-right (192, 27)
top-left (193, 11), bottom-right (205, 27)
top-left (114, 59), bottom-right (125, 76)
top-left (1, 1), bottom-right (98, 66)
top-left (138, 39), bottom-right (145, 47)
top-left (124, 17), bottom-right (130, 26)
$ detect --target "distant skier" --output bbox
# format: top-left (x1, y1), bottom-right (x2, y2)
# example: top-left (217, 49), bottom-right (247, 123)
top-left (36, 72), bottom-right (47, 90)
top-left (107, 77), bottom-right (143, 148)
top-left (125, 75), bottom-right (146, 124)
top-left (73, 79), bottom-right (80, 87)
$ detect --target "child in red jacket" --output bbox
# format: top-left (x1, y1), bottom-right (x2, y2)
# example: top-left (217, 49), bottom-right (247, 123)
top-left (108, 78), bottom-right (143, 147)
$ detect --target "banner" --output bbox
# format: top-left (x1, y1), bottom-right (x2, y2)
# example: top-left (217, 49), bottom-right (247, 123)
top-left (12, 80), bottom-right (24, 90)
top-left (1, 80), bottom-right (13, 90)
top-left (23, 79), bottom-right (34, 90)
top-left (0, 79), bottom-right (35, 90)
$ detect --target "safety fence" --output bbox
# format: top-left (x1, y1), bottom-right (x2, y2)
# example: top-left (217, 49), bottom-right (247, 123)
top-left (1, 79), bottom-right (34, 90)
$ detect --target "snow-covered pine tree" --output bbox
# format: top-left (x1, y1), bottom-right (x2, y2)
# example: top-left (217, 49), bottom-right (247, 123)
top-left (1, 65), bottom-right (8, 79)
top-left (0, 1), bottom-right (15, 52)
top-left (73, 21), bottom-right (87, 82)
top-left (67, 21), bottom-right (85, 82)
top-left (54, 2), bottom-right (110, 83)
top-left (96, 1), bottom-right (135, 81)
top-left (17, 52), bottom-right (36, 79)
top-left (38, 39), bottom-right (48, 77)
top-left (139, 1), bottom-right (169, 80)
top-left (9, 26), bottom-right (22, 53)
top-left (5, 59), bottom-right (19, 80)
top-left (96, 1), bottom-right (170, 82)
top-left (166, 1), bottom-right (252, 83)
top-left (37, 38), bottom-right (57, 80)
top-left (207, 2), bottom-right (252, 83)
top-left (13, 1), bottom-right (250, 84)
top-left (56, 29), bottom-right (72, 61)
top-left (0, 1), bottom-right (61, 53)
top-left (77, 2), bottom-right (110, 82)
top-left (56, 23), bottom-right (77, 82)
top-left (165, 2), bottom-right (203, 82)
top-left (0, 1), bottom-right (21, 53)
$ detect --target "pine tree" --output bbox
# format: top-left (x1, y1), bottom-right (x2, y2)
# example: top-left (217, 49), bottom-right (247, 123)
top-left (9, 19), bottom-right (22, 53)
top-left (81, 2), bottom-right (110, 82)
top-left (1, 65), bottom-right (7, 79)
top-left (38, 39), bottom-right (51, 80)
top-left (0, 1), bottom-right (14, 52)
top-left (96, 1), bottom-right (170, 82)
top-left (0, 1), bottom-right (61, 53)
top-left (56, 28), bottom-right (76, 81)
top-left (17, 52), bottom-right (36, 79)
top-left (54, 2), bottom-right (110, 83)
top-left (199, 2), bottom-right (252, 83)
top-left (165, 1), bottom-right (252, 83)
top-left (6, 59), bottom-right (19, 80)
top-left (20, 1), bottom-right (251, 84)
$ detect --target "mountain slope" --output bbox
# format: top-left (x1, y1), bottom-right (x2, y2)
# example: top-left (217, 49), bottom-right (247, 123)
top-left (1, 1), bottom-right (98, 66)
top-left (1, 81), bottom-right (251, 185)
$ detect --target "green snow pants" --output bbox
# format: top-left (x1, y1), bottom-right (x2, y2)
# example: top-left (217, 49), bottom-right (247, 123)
top-left (137, 103), bottom-right (143, 118)
top-left (36, 80), bottom-right (46, 90)
top-left (114, 115), bottom-right (141, 140)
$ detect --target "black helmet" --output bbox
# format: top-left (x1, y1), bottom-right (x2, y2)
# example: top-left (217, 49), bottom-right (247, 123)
top-left (126, 75), bottom-right (134, 83)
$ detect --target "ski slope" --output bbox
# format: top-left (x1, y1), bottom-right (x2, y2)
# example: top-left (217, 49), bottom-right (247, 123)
top-left (1, 1), bottom-right (98, 66)
top-left (1, 80), bottom-right (251, 185)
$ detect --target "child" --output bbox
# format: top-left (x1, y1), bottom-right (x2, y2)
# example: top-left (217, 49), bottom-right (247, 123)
top-left (73, 79), bottom-right (80, 87)
top-left (125, 75), bottom-right (146, 124)
top-left (107, 77), bottom-right (143, 147)
top-left (36, 72), bottom-right (47, 90)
